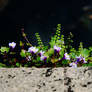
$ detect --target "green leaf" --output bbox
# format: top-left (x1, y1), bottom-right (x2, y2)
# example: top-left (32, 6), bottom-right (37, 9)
top-left (47, 48), bottom-right (54, 56)
top-left (20, 41), bottom-right (24, 47)
top-left (16, 62), bottom-right (20, 67)
top-left (26, 43), bottom-right (31, 46)
top-left (51, 58), bottom-right (58, 63)
top-left (37, 57), bottom-right (41, 62)
top-left (43, 46), bottom-right (48, 51)
top-left (35, 63), bottom-right (41, 67)
top-left (24, 64), bottom-right (28, 67)
top-left (0, 47), bottom-right (10, 53)
top-left (20, 49), bottom-right (26, 57)
top-left (87, 57), bottom-right (92, 61)
top-left (0, 63), bottom-right (6, 67)
top-left (60, 49), bottom-right (64, 58)
top-left (62, 60), bottom-right (68, 65)
top-left (10, 52), bottom-right (16, 55)
top-left (70, 53), bottom-right (76, 59)
top-left (49, 39), bottom-right (55, 48)
top-left (80, 48), bottom-right (89, 58)
top-left (89, 47), bottom-right (92, 51)
top-left (82, 63), bottom-right (92, 67)
top-left (25, 52), bottom-right (31, 56)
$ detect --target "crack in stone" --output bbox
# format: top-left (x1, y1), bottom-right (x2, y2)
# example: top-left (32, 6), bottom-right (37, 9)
top-left (87, 82), bottom-right (92, 85)
top-left (45, 68), bottom-right (53, 77)
top-left (67, 86), bottom-right (74, 92)
top-left (54, 78), bottom-right (62, 81)
top-left (53, 89), bottom-right (57, 92)
top-left (64, 67), bottom-right (92, 92)
top-left (8, 74), bottom-right (15, 79)
top-left (84, 67), bottom-right (92, 73)
top-left (37, 85), bottom-right (41, 89)
top-left (64, 77), bottom-right (71, 85)
top-left (64, 68), bottom-right (74, 92)
top-left (81, 81), bottom-right (92, 87)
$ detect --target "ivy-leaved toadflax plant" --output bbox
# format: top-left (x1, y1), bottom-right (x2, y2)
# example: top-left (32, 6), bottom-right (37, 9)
top-left (0, 24), bottom-right (92, 68)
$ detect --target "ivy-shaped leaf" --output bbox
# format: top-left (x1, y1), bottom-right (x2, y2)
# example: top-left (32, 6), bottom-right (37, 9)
top-left (0, 47), bottom-right (10, 53)
top-left (20, 49), bottom-right (26, 57)
top-left (0, 63), bottom-right (6, 67)
top-left (80, 48), bottom-right (89, 58)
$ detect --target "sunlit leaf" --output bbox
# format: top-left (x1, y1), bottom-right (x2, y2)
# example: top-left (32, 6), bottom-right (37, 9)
top-left (0, 47), bottom-right (10, 53)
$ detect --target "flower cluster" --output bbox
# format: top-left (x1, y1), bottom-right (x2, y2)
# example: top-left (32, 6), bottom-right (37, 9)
top-left (0, 24), bottom-right (92, 68)
top-left (69, 55), bottom-right (87, 68)
top-left (28, 47), bottom-right (38, 54)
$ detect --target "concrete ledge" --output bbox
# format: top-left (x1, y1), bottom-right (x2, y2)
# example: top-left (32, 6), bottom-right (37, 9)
top-left (0, 67), bottom-right (92, 92)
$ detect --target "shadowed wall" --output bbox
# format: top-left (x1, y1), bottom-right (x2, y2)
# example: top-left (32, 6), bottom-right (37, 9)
top-left (0, 0), bottom-right (92, 48)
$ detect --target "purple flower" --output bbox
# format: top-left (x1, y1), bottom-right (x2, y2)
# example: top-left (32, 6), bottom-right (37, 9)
top-left (82, 58), bottom-right (87, 63)
top-left (40, 56), bottom-right (47, 62)
top-left (76, 55), bottom-right (87, 64)
top-left (9, 42), bottom-right (16, 49)
top-left (76, 55), bottom-right (82, 62)
top-left (69, 62), bottom-right (77, 68)
top-left (54, 45), bottom-right (61, 53)
top-left (28, 47), bottom-right (38, 54)
top-left (38, 50), bottom-right (45, 56)
top-left (64, 53), bottom-right (70, 60)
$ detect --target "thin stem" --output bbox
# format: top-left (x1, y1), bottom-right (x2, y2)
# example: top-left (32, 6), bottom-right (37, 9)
top-left (21, 28), bottom-right (32, 47)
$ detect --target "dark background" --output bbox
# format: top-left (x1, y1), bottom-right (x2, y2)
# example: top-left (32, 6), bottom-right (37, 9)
top-left (0, 0), bottom-right (92, 48)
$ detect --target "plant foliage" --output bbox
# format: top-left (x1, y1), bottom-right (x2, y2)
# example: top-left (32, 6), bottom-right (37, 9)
top-left (0, 24), bottom-right (92, 68)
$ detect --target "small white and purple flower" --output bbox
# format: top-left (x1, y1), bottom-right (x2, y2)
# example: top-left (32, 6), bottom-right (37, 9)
top-left (64, 53), bottom-right (70, 60)
top-left (76, 55), bottom-right (87, 64)
top-left (76, 55), bottom-right (82, 62)
top-left (54, 45), bottom-right (61, 53)
top-left (28, 47), bottom-right (38, 54)
top-left (9, 42), bottom-right (16, 49)
top-left (40, 56), bottom-right (47, 62)
top-left (82, 58), bottom-right (87, 63)
top-left (69, 62), bottom-right (77, 68)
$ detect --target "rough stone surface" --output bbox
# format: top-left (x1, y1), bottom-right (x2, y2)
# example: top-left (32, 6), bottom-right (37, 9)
top-left (0, 67), bottom-right (92, 92)
top-left (64, 67), bottom-right (92, 92)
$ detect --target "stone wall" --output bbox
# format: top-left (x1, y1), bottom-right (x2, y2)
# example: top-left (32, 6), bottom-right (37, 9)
top-left (0, 67), bottom-right (92, 92)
